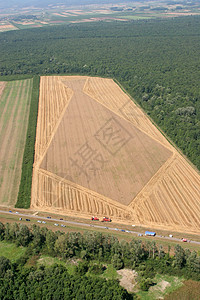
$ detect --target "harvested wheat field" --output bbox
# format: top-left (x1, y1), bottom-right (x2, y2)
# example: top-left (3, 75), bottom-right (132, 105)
top-left (0, 79), bottom-right (33, 206)
top-left (31, 76), bottom-right (200, 234)
top-left (0, 24), bottom-right (17, 32)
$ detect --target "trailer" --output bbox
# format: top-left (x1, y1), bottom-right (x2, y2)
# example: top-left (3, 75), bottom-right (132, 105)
top-left (145, 231), bottom-right (156, 236)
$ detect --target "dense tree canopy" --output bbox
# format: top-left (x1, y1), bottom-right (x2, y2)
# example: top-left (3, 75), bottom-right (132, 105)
top-left (0, 221), bottom-right (199, 298)
top-left (0, 222), bottom-right (199, 281)
top-left (0, 16), bottom-right (199, 169)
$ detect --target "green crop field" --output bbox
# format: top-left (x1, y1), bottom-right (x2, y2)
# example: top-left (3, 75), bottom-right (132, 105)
top-left (0, 79), bottom-right (33, 206)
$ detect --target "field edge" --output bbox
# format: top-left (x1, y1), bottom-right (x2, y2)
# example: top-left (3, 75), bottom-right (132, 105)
top-left (15, 76), bottom-right (40, 208)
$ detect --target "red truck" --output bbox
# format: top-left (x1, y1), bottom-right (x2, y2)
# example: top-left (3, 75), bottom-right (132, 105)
top-left (101, 217), bottom-right (111, 222)
top-left (91, 216), bottom-right (99, 221)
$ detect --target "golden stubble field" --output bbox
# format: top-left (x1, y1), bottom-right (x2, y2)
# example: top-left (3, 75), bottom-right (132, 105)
top-left (31, 76), bottom-right (200, 234)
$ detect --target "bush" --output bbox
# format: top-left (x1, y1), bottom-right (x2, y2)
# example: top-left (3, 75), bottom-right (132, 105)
top-left (140, 277), bottom-right (154, 291)
top-left (89, 263), bottom-right (105, 275)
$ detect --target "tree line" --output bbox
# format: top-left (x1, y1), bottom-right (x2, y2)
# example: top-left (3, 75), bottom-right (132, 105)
top-left (0, 16), bottom-right (199, 170)
top-left (0, 258), bottom-right (131, 300)
top-left (0, 222), bottom-right (199, 285)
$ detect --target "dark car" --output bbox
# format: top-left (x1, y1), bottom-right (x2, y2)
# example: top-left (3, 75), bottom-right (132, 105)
top-left (26, 219), bottom-right (30, 221)
top-left (47, 216), bottom-right (51, 219)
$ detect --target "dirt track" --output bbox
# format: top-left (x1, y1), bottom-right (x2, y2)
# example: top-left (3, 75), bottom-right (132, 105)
top-left (31, 76), bottom-right (200, 234)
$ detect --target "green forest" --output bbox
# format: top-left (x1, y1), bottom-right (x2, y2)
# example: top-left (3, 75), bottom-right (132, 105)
top-left (0, 16), bottom-right (200, 170)
top-left (0, 222), bottom-right (199, 299)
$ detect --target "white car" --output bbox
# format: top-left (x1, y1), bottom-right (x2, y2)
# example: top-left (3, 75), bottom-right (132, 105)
top-left (54, 223), bottom-right (59, 226)
top-left (42, 221), bottom-right (46, 224)
top-left (37, 220), bottom-right (42, 223)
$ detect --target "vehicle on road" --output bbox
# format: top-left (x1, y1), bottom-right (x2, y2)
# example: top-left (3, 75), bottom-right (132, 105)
top-left (15, 211), bottom-right (19, 214)
top-left (26, 219), bottom-right (30, 221)
top-left (54, 223), bottom-right (58, 226)
top-left (37, 220), bottom-right (42, 223)
top-left (145, 231), bottom-right (156, 236)
top-left (47, 216), bottom-right (51, 219)
top-left (121, 229), bottom-right (125, 232)
top-left (182, 238), bottom-right (187, 242)
top-left (169, 234), bottom-right (173, 238)
top-left (19, 218), bottom-right (22, 221)
top-left (61, 224), bottom-right (66, 227)
top-left (101, 217), bottom-right (111, 222)
top-left (9, 210), bottom-right (12, 213)
top-left (91, 216), bottom-right (99, 221)
top-left (42, 221), bottom-right (46, 224)
top-left (138, 233), bottom-right (143, 237)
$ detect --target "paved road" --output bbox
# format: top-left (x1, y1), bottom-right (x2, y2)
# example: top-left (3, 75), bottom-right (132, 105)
top-left (1, 210), bottom-right (200, 245)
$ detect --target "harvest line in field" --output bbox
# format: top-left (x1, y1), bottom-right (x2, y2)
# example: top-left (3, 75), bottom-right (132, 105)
top-left (31, 76), bottom-right (200, 234)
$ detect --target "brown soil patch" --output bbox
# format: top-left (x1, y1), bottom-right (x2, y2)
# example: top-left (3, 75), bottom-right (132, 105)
top-left (150, 280), bottom-right (170, 293)
top-left (31, 76), bottom-right (200, 234)
top-left (117, 269), bottom-right (137, 292)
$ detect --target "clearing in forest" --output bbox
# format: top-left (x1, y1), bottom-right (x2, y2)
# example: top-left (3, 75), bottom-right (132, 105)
top-left (32, 76), bottom-right (200, 234)
top-left (0, 79), bottom-right (32, 206)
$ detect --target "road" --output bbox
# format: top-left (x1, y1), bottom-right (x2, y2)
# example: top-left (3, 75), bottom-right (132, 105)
top-left (1, 210), bottom-right (200, 246)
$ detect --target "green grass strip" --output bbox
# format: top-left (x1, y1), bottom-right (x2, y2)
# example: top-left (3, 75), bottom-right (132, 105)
top-left (0, 241), bottom-right (26, 262)
top-left (15, 76), bottom-right (40, 208)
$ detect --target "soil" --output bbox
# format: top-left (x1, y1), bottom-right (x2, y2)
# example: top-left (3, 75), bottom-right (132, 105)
top-left (117, 269), bottom-right (138, 292)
